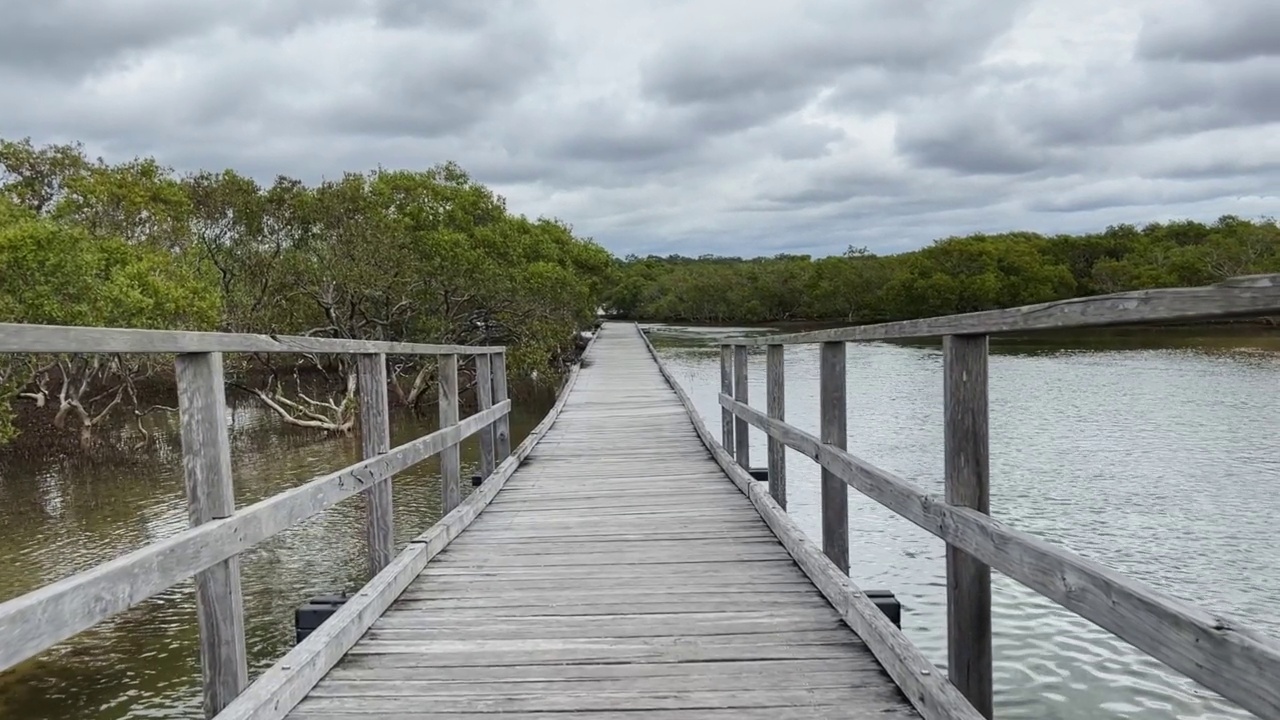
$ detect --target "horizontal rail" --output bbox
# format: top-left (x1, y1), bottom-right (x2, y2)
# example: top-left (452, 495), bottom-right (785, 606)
top-left (0, 400), bottom-right (509, 674)
top-left (733, 273), bottom-right (1280, 345)
top-left (719, 393), bottom-right (1280, 719)
top-left (0, 323), bottom-right (504, 355)
top-left (637, 328), bottom-right (983, 720)
top-left (214, 330), bottom-right (599, 720)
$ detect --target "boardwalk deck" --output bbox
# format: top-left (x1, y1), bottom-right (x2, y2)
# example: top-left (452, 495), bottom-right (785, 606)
top-left (287, 323), bottom-right (917, 719)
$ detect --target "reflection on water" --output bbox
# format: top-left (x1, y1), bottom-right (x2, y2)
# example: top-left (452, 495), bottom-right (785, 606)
top-left (0, 389), bottom-right (556, 720)
top-left (651, 324), bottom-right (1280, 720)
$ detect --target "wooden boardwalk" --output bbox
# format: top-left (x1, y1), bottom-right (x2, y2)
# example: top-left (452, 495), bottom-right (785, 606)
top-left (288, 323), bottom-right (917, 719)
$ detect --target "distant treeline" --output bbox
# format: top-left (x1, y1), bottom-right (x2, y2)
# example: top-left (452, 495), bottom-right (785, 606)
top-left (0, 138), bottom-right (612, 447)
top-left (604, 218), bottom-right (1280, 324)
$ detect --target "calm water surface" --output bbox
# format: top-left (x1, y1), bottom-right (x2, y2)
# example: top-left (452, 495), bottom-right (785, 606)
top-left (0, 390), bottom-right (556, 719)
top-left (651, 324), bottom-right (1280, 720)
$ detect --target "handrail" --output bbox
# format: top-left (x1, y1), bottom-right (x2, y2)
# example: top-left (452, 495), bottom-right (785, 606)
top-left (712, 274), bottom-right (1280, 719)
top-left (0, 322), bottom-right (504, 354)
top-left (639, 327), bottom-right (985, 720)
top-left (0, 327), bottom-right (515, 719)
top-left (0, 401), bottom-right (509, 673)
top-left (214, 329), bottom-right (600, 720)
top-left (731, 273), bottom-right (1280, 345)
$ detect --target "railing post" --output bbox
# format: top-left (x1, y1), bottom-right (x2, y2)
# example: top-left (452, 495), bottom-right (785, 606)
top-left (175, 352), bottom-right (247, 718)
top-left (944, 334), bottom-right (993, 718)
top-left (733, 345), bottom-right (749, 467)
top-left (720, 345), bottom-right (734, 452)
top-left (474, 354), bottom-right (496, 481)
top-left (766, 343), bottom-right (787, 509)
top-left (492, 351), bottom-right (511, 462)
top-left (357, 353), bottom-right (394, 574)
top-left (819, 341), bottom-right (849, 574)
top-left (438, 353), bottom-right (461, 514)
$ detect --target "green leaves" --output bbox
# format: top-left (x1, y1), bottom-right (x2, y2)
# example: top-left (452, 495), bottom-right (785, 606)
top-left (605, 218), bottom-right (1280, 324)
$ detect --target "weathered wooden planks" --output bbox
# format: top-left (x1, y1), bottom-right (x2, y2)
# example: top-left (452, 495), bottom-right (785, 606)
top-left (492, 351), bottom-right (512, 461)
top-left (733, 344), bottom-right (749, 466)
top-left (357, 353), bottom-right (395, 575)
top-left (720, 345), bottom-right (734, 451)
top-left (718, 392), bottom-right (1280, 719)
top-left (0, 322), bottom-right (504, 354)
top-left (438, 354), bottom-right (461, 514)
top-left (819, 341), bottom-right (849, 574)
top-left (943, 335), bottom-right (992, 718)
top-left (733, 272), bottom-right (1280, 345)
top-left (0, 401), bottom-right (508, 675)
top-left (176, 352), bottom-right (249, 718)
top-left (215, 338), bottom-right (596, 720)
top-left (766, 343), bottom-right (787, 508)
top-left (474, 353), bottom-right (496, 479)
top-left (281, 323), bottom-right (922, 720)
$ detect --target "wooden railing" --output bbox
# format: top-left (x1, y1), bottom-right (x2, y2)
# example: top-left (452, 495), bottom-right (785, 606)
top-left (0, 324), bottom-right (512, 718)
top-left (715, 274), bottom-right (1280, 720)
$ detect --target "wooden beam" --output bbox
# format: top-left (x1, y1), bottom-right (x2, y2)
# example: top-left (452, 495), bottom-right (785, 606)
top-left (733, 345), bottom-right (749, 467)
top-left (492, 351), bottom-right (512, 462)
top-left (766, 344), bottom-right (787, 509)
top-left (176, 352), bottom-right (248, 717)
top-left (358, 354), bottom-right (395, 575)
top-left (474, 354), bottom-right (496, 481)
top-left (943, 335), bottom-right (992, 718)
top-left (819, 341), bottom-right (848, 574)
top-left (732, 273), bottom-right (1280, 345)
top-left (718, 393), bottom-right (1280, 720)
top-left (638, 328), bottom-right (984, 720)
top-left (0, 401), bottom-right (509, 675)
top-left (720, 345), bottom-right (734, 452)
top-left (212, 332), bottom-right (599, 720)
top-left (438, 354), bottom-right (461, 514)
top-left (0, 323), bottom-right (506, 355)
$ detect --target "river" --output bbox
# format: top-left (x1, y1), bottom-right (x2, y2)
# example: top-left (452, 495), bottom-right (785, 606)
top-left (648, 323), bottom-right (1280, 720)
top-left (0, 389), bottom-right (557, 720)
top-left (2, 327), bottom-right (1278, 720)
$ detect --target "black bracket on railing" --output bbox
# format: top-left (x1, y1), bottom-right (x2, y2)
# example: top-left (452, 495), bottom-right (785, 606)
top-left (295, 595), bottom-right (348, 644)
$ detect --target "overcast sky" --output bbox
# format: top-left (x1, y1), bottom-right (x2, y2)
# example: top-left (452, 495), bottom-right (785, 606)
top-left (2, 0), bottom-right (1277, 257)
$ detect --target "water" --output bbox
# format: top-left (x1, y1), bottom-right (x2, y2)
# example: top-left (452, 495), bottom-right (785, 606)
top-left (0, 390), bottom-right (556, 719)
top-left (651, 324), bottom-right (1280, 720)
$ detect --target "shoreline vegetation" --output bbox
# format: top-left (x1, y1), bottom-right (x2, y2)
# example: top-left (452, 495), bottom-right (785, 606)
top-left (3, 136), bottom-right (1279, 454)
top-left (0, 138), bottom-right (610, 453)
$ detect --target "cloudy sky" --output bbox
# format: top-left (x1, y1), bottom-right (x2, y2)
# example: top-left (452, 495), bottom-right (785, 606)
top-left (2, 0), bottom-right (1277, 257)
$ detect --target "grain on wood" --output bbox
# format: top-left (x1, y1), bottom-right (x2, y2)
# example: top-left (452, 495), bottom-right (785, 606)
top-left (732, 344), bottom-right (749, 466)
top-left (733, 272), bottom-right (1280, 345)
top-left (718, 393), bottom-right (1280, 720)
top-left (474, 353), bottom-right (496, 480)
top-left (438, 354), bottom-right (461, 514)
top-left (819, 341), bottom-right (849, 574)
top-left (492, 351), bottom-right (512, 461)
top-left (358, 354), bottom-right (395, 575)
top-left (0, 401), bottom-right (509, 675)
top-left (720, 345), bottom-right (734, 452)
top-left (0, 322), bottom-right (506, 355)
top-left (645, 330), bottom-right (984, 720)
top-left (213, 336), bottom-right (598, 720)
top-left (942, 335), bottom-right (992, 719)
top-left (176, 352), bottom-right (249, 718)
top-left (275, 324), bottom-right (923, 720)
top-left (766, 343), bottom-right (787, 509)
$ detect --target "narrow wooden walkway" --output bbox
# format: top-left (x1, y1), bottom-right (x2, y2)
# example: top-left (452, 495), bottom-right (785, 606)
top-left (289, 323), bottom-right (915, 719)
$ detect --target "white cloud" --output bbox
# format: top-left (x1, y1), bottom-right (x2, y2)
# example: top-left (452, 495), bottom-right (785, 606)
top-left (0, 0), bottom-right (1276, 256)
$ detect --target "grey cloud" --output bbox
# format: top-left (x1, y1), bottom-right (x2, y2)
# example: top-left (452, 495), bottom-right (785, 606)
top-left (0, 0), bottom-right (353, 78)
top-left (896, 110), bottom-right (1049, 175)
top-left (3, 0), bottom-right (1278, 259)
top-left (641, 0), bottom-right (1027, 108)
top-left (1137, 0), bottom-right (1280, 63)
